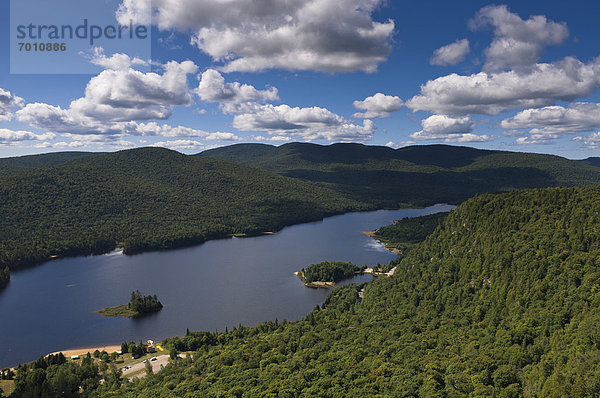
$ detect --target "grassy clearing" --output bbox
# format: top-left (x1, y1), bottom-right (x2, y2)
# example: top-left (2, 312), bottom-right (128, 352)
top-left (96, 304), bottom-right (139, 318)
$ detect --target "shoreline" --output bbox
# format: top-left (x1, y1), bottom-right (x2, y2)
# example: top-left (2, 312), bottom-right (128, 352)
top-left (9, 206), bottom-right (454, 278)
top-left (227, 231), bottom-right (277, 238)
top-left (4, 205), bottom-right (449, 368)
top-left (293, 271), bottom-right (335, 288)
top-left (46, 345), bottom-right (122, 358)
top-left (363, 266), bottom-right (397, 277)
top-left (13, 205), bottom-right (451, 273)
top-left (361, 231), bottom-right (402, 255)
top-left (294, 266), bottom-right (397, 289)
top-left (4, 344), bottom-right (129, 369)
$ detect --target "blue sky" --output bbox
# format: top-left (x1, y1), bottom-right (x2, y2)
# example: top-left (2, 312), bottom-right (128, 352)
top-left (1, 0), bottom-right (600, 159)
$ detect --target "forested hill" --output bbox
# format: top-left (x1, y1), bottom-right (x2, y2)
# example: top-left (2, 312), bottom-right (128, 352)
top-left (0, 151), bottom-right (99, 178)
top-left (200, 143), bottom-right (600, 207)
top-left (0, 147), bottom-right (364, 271)
top-left (578, 157), bottom-right (600, 168)
top-left (91, 186), bottom-right (600, 397)
top-left (1, 143), bottom-right (598, 279)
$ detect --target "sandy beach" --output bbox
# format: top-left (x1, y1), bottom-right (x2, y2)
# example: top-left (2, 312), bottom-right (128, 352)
top-left (47, 345), bottom-right (122, 358)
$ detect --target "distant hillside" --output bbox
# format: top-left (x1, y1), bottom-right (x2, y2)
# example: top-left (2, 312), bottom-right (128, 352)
top-left (35, 185), bottom-right (597, 397)
top-left (0, 147), bottom-right (364, 272)
top-left (200, 143), bottom-right (600, 207)
top-left (3, 143), bottom-right (598, 279)
top-left (578, 157), bottom-right (600, 168)
top-left (0, 151), bottom-right (100, 177)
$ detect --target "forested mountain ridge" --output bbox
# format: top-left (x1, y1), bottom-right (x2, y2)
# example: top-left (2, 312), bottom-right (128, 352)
top-left (0, 147), bottom-right (364, 273)
top-left (1, 143), bottom-right (598, 287)
top-left (578, 157), bottom-right (600, 168)
top-left (200, 143), bottom-right (600, 207)
top-left (85, 185), bottom-right (600, 397)
top-left (0, 151), bottom-right (100, 178)
top-left (1, 143), bottom-right (598, 289)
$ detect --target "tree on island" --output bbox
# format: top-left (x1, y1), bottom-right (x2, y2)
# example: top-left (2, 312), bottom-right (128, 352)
top-left (129, 290), bottom-right (163, 314)
top-left (128, 290), bottom-right (163, 314)
top-left (97, 291), bottom-right (163, 318)
top-left (300, 261), bottom-right (362, 283)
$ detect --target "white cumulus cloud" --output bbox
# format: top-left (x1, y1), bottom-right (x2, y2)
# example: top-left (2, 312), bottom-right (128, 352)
top-left (196, 69), bottom-right (279, 113)
top-left (573, 132), bottom-right (600, 149)
top-left (17, 103), bottom-right (140, 135)
top-left (501, 102), bottom-right (600, 146)
top-left (85, 47), bottom-right (148, 70)
top-left (515, 133), bottom-right (559, 145)
top-left (70, 60), bottom-right (198, 122)
top-left (353, 93), bottom-right (403, 118)
top-left (248, 135), bottom-right (293, 143)
top-left (150, 139), bottom-right (218, 151)
top-left (410, 115), bottom-right (491, 143)
top-left (406, 57), bottom-right (600, 116)
top-left (470, 5), bottom-right (569, 72)
top-left (233, 104), bottom-right (345, 132)
top-left (501, 103), bottom-right (600, 135)
top-left (0, 88), bottom-right (25, 121)
top-left (17, 58), bottom-right (199, 135)
top-left (0, 128), bottom-right (55, 144)
top-left (430, 39), bottom-right (470, 66)
top-left (116, 0), bottom-right (395, 73)
top-left (134, 122), bottom-right (239, 140)
top-left (232, 103), bottom-right (375, 142)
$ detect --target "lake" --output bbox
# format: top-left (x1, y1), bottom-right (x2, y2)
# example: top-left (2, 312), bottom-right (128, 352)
top-left (0, 204), bottom-right (454, 367)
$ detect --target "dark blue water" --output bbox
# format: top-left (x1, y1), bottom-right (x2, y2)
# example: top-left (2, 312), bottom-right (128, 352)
top-left (0, 204), bottom-right (453, 367)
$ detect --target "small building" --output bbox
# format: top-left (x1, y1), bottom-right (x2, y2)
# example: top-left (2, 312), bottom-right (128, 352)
top-left (70, 355), bottom-right (79, 360)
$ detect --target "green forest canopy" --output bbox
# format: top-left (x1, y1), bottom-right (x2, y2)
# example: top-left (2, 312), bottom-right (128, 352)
top-left (0, 151), bottom-right (98, 178)
top-left (200, 142), bottom-right (600, 207)
top-left (0, 143), bottom-right (598, 275)
top-left (97, 291), bottom-right (163, 318)
top-left (299, 261), bottom-right (361, 283)
top-left (2, 143), bottom-right (598, 289)
top-left (116, 186), bottom-right (600, 397)
top-left (10, 185), bottom-right (600, 397)
top-left (0, 147), bottom-right (364, 276)
top-left (373, 212), bottom-right (449, 252)
top-left (128, 290), bottom-right (163, 314)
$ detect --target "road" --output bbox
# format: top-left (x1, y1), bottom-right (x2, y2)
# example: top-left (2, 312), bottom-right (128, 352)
top-left (122, 355), bottom-right (170, 379)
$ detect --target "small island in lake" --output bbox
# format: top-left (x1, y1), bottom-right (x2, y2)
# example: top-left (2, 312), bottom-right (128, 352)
top-left (97, 290), bottom-right (163, 318)
top-left (296, 261), bottom-right (365, 288)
